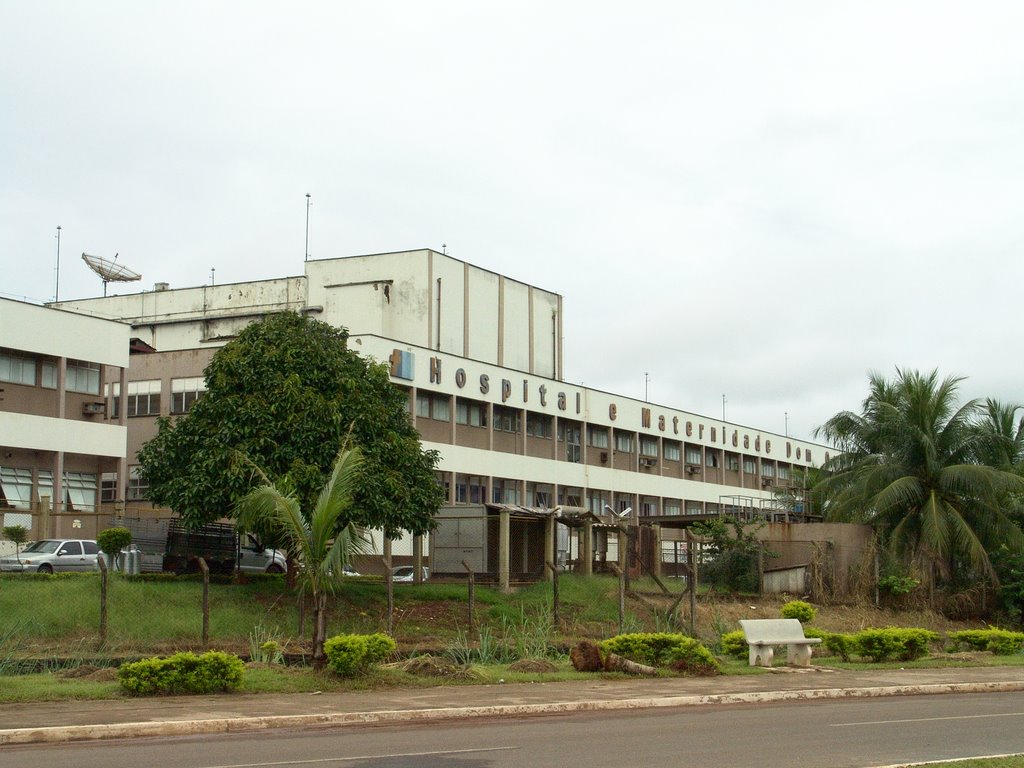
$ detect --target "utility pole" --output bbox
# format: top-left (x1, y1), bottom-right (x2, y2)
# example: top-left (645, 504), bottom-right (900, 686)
top-left (54, 226), bottom-right (61, 302)
top-left (304, 193), bottom-right (312, 261)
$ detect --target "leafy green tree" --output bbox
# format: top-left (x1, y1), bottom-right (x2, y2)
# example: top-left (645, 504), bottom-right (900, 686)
top-left (973, 399), bottom-right (1024, 472)
top-left (692, 517), bottom-right (771, 593)
top-left (3, 525), bottom-right (28, 560)
top-left (235, 446), bottom-right (368, 669)
top-left (814, 369), bottom-right (1024, 583)
top-left (137, 312), bottom-right (444, 537)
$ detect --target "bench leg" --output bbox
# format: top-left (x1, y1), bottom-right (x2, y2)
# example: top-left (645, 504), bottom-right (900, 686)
top-left (748, 644), bottom-right (773, 667)
top-left (788, 643), bottom-right (812, 666)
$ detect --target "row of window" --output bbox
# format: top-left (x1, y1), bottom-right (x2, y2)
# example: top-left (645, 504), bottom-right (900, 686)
top-left (0, 467), bottom-right (98, 510)
top-left (0, 350), bottom-right (101, 395)
top-left (107, 378), bottom-right (207, 417)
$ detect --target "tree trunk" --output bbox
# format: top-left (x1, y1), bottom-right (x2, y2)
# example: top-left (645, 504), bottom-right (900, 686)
top-left (312, 591), bottom-right (328, 670)
top-left (603, 652), bottom-right (658, 676)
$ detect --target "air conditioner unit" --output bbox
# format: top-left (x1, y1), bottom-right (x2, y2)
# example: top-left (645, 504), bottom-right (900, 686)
top-left (640, 457), bottom-right (658, 467)
top-left (686, 465), bottom-right (701, 474)
top-left (761, 478), bottom-right (773, 487)
top-left (82, 402), bottom-right (106, 415)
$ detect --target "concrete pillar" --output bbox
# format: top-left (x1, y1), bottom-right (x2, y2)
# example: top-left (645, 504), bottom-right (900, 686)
top-left (498, 509), bottom-right (511, 593)
top-left (582, 518), bottom-right (593, 576)
top-left (653, 524), bottom-right (663, 579)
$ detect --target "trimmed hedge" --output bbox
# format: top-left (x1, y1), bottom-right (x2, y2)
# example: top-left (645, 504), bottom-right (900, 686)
top-left (948, 628), bottom-right (1024, 655)
top-left (780, 600), bottom-right (816, 624)
top-left (600, 632), bottom-right (720, 675)
top-left (720, 630), bottom-right (748, 659)
top-left (323, 633), bottom-right (397, 677)
top-left (118, 651), bottom-right (245, 695)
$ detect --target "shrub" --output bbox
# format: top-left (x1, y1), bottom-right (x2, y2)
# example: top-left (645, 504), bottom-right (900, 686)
top-left (821, 631), bottom-right (856, 662)
top-left (853, 627), bottom-right (939, 662)
top-left (97, 527), bottom-right (133, 557)
top-left (324, 633), bottom-right (397, 677)
top-left (948, 628), bottom-right (1024, 655)
top-left (600, 632), bottom-right (720, 675)
top-left (118, 651), bottom-right (244, 695)
top-left (780, 600), bottom-right (816, 624)
top-left (720, 630), bottom-right (748, 659)
top-left (878, 574), bottom-right (920, 596)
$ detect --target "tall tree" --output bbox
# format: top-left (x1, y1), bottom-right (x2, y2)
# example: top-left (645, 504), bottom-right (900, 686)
top-left (814, 369), bottom-right (1024, 583)
top-left (235, 446), bottom-right (367, 669)
top-left (137, 312), bottom-right (444, 536)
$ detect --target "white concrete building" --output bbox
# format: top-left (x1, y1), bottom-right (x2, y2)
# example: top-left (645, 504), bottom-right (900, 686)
top-left (53, 249), bottom-right (828, 525)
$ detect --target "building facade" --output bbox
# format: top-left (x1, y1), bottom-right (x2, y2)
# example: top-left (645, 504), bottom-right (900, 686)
top-left (53, 249), bottom-right (828, 525)
top-left (0, 298), bottom-right (130, 536)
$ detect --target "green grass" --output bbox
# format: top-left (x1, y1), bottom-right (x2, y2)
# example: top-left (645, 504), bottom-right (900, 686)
top-left (894, 759), bottom-right (1024, 768)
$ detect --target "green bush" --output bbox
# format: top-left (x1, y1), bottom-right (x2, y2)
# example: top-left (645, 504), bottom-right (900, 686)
top-left (600, 632), bottom-right (720, 675)
top-left (324, 633), bottom-right (397, 676)
top-left (118, 650), bottom-right (244, 695)
top-left (780, 600), bottom-right (816, 624)
top-left (948, 628), bottom-right (1024, 655)
top-left (97, 527), bottom-right (133, 557)
top-left (821, 631), bottom-right (856, 662)
top-left (720, 630), bottom-right (748, 659)
top-left (853, 627), bottom-right (939, 662)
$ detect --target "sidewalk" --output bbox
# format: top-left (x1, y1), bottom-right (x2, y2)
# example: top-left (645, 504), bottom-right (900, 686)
top-left (2, 666), bottom-right (1023, 746)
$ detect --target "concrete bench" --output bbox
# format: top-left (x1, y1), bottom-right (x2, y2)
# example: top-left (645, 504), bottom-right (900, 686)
top-left (739, 618), bottom-right (822, 667)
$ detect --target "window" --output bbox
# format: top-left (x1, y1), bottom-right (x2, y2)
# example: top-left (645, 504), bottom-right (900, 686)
top-left (63, 472), bottom-right (98, 510)
top-left (664, 441), bottom-right (682, 461)
top-left (761, 463), bottom-right (776, 478)
top-left (663, 499), bottom-right (682, 516)
top-left (558, 487), bottom-right (582, 507)
top-left (492, 478), bottom-right (520, 504)
top-left (587, 426), bottom-right (609, 449)
top-left (41, 360), bottom-right (56, 388)
top-left (60, 541), bottom-right (83, 556)
top-left (455, 474), bottom-right (487, 504)
top-left (588, 491), bottom-right (610, 516)
top-left (455, 398), bottom-right (487, 427)
top-left (171, 377), bottom-right (206, 414)
top-left (725, 453), bottom-right (740, 471)
top-left (106, 383), bottom-right (120, 418)
top-left (127, 466), bottom-right (149, 501)
top-left (100, 472), bottom-right (118, 503)
top-left (641, 499), bottom-right (658, 516)
top-left (705, 451), bottom-right (719, 468)
top-left (528, 482), bottom-right (553, 508)
top-left (526, 412), bottom-right (552, 438)
top-left (777, 465), bottom-right (790, 481)
top-left (0, 351), bottom-right (36, 385)
top-left (685, 446), bottom-right (702, 465)
top-left (493, 405), bottom-right (520, 433)
top-left (560, 421), bottom-right (581, 463)
top-left (127, 380), bottom-right (161, 417)
top-left (82, 541), bottom-right (99, 555)
top-left (743, 457), bottom-right (756, 474)
top-left (614, 430), bottom-right (633, 452)
top-left (686, 501), bottom-right (704, 515)
top-left (639, 436), bottom-right (658, 457)
top-left (417, 392), bottom-right (450, 421)
top-left (0, 467), bottom-right (33, 509)
top-left (66, 359), bottom-right (100, 394)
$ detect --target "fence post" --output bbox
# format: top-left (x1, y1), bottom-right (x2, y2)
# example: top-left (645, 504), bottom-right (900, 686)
top-left (384, 537), bottom-right (394, 637)
top-left (609, 562), bottom-right (625, 636)
top-left (686, 528), bottom-right (697, 636)
top-left (462, 560), bottom-right (475, 637)
top-left (498, 509), bottom-right (511, 593)
top-left (546, 561), bottom-right (560, 628)
top-left (582, 518), bottom-right (593, 576)
top-left (198, 557), bottom-right (210, 649)
top-left (97, 554), bottom-right (108, 647)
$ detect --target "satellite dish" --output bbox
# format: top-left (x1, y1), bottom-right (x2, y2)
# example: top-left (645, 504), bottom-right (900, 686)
top-left (81, 253), bottom-right (142, 296)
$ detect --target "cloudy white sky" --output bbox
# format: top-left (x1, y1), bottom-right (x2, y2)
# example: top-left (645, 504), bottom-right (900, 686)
top-left (3, 2), bottom-right (1022, 444)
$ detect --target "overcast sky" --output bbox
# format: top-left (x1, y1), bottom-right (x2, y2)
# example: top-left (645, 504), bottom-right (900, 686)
top-left (3, 2), bottom-right (1022, 445)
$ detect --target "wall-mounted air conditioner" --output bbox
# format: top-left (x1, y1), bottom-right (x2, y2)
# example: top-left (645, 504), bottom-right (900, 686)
top-left (82, 402), bottom-right (106, 415)
top-left (686, 464), bottom-right (701, 474)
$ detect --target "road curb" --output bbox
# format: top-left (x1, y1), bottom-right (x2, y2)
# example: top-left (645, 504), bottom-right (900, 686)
top-left (3, 681), bottom-right (1023, 746)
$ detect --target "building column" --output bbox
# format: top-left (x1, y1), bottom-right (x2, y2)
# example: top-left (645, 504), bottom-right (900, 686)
top-left (544, 513), bottom-right (555, 583)
top-left (652, 524), bottom-right (663, 579)
top-left (582, 518), bottom-right (593, 576)
top-left (498, 508), bottom-right (511, 593)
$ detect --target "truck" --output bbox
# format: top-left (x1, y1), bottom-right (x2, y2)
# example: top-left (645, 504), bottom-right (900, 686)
top-left (113, 517), bottom-right (287, 575)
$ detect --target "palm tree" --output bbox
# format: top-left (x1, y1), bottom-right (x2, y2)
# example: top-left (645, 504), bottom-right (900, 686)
top-left (235, 446), bottom-right (367, 669)
top-left (814, 369), bottom-right (1024, 584)
top-left (973, 399), bottom-right (1024, 472)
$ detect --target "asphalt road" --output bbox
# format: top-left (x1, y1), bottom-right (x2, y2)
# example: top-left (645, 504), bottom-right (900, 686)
top-left (5, 692), bottom-right (1024, 768)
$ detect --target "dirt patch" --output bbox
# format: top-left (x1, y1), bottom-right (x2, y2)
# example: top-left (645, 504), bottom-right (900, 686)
top-left (384, 655), bottom-right (483, 680)
top-left (58, 665), bottom-right (119, 682)
top-left (508, 658), bottom-right (558, 673)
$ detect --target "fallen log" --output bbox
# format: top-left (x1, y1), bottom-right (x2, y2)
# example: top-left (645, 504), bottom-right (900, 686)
top-left (603, 652), bottom-right (658, 676)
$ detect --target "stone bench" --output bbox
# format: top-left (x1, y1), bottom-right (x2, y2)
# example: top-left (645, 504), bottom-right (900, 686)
top-left (739, 618), bottom-right (822, 667)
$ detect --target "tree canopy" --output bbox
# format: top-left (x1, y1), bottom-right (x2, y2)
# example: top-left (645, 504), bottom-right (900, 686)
top-left (137, 312), bottom-right (444, 536)
top-left (814, 368), bottom-right (1024, 583)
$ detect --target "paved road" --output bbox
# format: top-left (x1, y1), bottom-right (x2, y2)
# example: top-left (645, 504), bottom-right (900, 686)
top-left (5, 692), bottom-right (1024, 768)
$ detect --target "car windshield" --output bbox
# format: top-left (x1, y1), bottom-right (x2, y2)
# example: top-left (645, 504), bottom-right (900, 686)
top-left (22, 540), bottom-right (61, 554)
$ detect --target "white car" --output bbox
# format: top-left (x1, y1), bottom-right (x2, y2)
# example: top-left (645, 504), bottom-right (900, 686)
top-left (391, 565), bottom-right (429, 583)
top-left (0, 539), bottom-right (100, 573)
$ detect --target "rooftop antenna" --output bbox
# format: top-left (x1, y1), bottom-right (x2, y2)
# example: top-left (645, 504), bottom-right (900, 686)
top-left (304, 193), bottom-right (311, 262)
top-left (644, 372), bottom-right (650, 402)
top-left (54, 226), bottom-right (62, 302)
top-left (81, 252), bottom-right (141, 297)
top-left (441, 243), bottom-right (447, 255)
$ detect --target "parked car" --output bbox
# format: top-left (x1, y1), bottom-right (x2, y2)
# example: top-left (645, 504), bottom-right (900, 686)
top-left (341, 564), bottom-right (361, 577)
top-left (0, 539), bottom-right (100, 573)
top-left (391, 565), bottom-right (429, 583)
